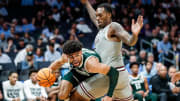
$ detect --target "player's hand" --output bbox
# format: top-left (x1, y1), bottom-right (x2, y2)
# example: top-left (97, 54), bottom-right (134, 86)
top-left (172, 72), bottom-right (180, 84)
top-left (143, 92), bottom-right (148, 97)
top-left (131, 15), bottom-right (143, 36)
top-left (80, 0), bottom-right (88, 4)
top-left (102, 96), bottom-right (113, 101)
top-left (61, 53), bottom-right (69, 63)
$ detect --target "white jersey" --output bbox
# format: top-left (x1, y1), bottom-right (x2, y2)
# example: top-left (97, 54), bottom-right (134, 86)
top-left (95, 22), bottom-right (124, 68)
top-left (23, 79), bottom-right (48, 100)
top-left (2, 80), bottom-right (24, 101)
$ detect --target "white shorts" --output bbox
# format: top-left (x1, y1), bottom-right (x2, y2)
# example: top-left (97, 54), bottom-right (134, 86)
top-left (76, 70), bottom-right (133, 100)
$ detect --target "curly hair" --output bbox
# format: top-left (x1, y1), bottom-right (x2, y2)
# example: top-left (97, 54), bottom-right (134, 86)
top-left (63, 40), bottom-right (83, 54)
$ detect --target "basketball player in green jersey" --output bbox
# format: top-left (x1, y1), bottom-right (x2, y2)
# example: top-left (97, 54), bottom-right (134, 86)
top-left (49, 40), bottom-right (119, 101)
top-left (129, 62), bottom-right (157, 101)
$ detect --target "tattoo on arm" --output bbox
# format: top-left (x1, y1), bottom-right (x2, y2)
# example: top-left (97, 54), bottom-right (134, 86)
top-left (112, 23), bottom-right (138, 46)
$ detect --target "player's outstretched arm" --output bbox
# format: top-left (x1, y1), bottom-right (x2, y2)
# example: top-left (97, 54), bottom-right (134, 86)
top-left (85, 57), bottom-right (119, 100)
top-left (110, 15), bottom-right (143, 46)
top-left (49, 54), bottom-right (68, 72)
top-left (80, 0), bottom-right (98, 28)
top-left (172, 72), bottom-right (180, 83)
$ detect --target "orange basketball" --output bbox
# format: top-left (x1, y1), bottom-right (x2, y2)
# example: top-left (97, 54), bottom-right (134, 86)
top-left (37, 68), bottom-right (56, 87)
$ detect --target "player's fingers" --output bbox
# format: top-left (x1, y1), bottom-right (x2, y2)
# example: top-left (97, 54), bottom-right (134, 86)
top-left (137, 15), bottom-right (141, 24)
top-left (140, 16), bottom-right (144, 26)
top-left (132, 19), bottom-right (135, 25)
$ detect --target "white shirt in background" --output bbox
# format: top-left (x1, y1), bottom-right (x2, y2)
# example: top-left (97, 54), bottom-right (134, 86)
top-left (0, 53), bottom-right (12, 63)
top-left (2, 81), bottom-right (24, 101)
top-left (24, 79), bottom-right (48, 100)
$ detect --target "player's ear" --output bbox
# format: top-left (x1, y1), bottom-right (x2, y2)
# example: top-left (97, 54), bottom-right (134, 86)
top-left (107, 13), bottom-right (112, 19)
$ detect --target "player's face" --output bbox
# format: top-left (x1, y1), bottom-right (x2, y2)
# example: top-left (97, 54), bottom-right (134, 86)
top-left (96, 7), bottom-right (111, 28)
top-left (131, 65), bottom-right (139, 75)
top-left (9, 73), bottom-right (18, 85)
top-left (68, 51), bottom-right (82, 67)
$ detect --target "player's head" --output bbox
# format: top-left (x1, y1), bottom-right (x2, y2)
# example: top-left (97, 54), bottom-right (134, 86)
top-left (63, 40), bottom-right (83, 67)
top-left (130, 62), bottom-right (139, 75)
top-left (8, 71), bottom-right (18, 85)
top-left (29, 69), bottom-right (38, 83)
top-left (96, 3), bottom-right (112, 28)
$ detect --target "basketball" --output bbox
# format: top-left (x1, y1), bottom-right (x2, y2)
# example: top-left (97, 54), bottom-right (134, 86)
top-left (37, 68), bottom-right (56, 87)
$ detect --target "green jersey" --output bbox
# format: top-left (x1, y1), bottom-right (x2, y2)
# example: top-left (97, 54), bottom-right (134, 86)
top-left (63, 48), bottom-right (101, 87)
top-left (129, 74), bottom-right (146, 94)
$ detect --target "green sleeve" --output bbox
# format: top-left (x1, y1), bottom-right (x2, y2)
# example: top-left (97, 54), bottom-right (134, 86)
top-left (106, 67), bottom-right (119, 97)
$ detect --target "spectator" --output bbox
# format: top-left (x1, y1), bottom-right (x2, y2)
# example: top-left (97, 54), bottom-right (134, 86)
top-left (21, 51), bottom-right (38, 70)
top-left (0, 33), bottom-right (6, 49)
top-left (34, 47), bottom-right (44, 62)
top-left (0, 23), bottom-right (11, 39)
top-left (45, 43), bottom-right (61, 62)
top-left (68, 23), bottom-right (79, 41)
top-left (32, 10), bottom-right (45, 29)
top-left (44, 11), bottom-right (57, 36)
top-left (0, 48), bottom-right (12, 63)
top-left (146, 53), bottom-right (158, 74)
top-left (157, 34), bottom-right (172, 62)
top-left (3, 37), bottom-right (17, 53)
top-left (35, 37), bottom-right (46, 51)
top-left (151, 65), bottom-right (180, 101)
top-left (137, 50), bottom-right (147, 65)
top-left (11, 18), bottom-right (23, 33)
top-left (141, 62), bottom-right (156, 84)
top-left (52, 6), bottom-right (60, 23)
top-left (46, 35), bottom-right (60, 51)
top-left (168, 66), bottom-right (177, 80)
top-left (23, 32), bottom-right (35, 44)
top-left (24, 69), bottom-right (48, 101)
top-left (53, 28), bottom-right (64, 44)
top-left (125, 55), bottom-right (143, 74)
top-left (76, 17), bottom-right (92, 34)
top-left (16, 38), bottom-right (25, 51)
top-left (2, 72), bottom-right (24, 101)
top-left (129, 62), bottom-right (158, 101)
top-left (14, 44), bottom-right (33, 66)
top-left (21, 18), bottom-right (36, 33)
top-left (46, 69), bottom-right (61, 101)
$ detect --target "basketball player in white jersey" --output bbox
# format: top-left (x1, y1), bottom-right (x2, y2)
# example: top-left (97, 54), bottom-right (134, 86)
top-left (72, 0), bottom-right (144, 101)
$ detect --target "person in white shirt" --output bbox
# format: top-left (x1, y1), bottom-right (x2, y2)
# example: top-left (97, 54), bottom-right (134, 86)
top-left (2, 72), bottom-right (24, 101)
top-left (0, 48), bottom-right (12, 63)
top-left (14, 44), bottom-right (33, 66)
top-left (24, 69), bottom-right (48, 101)
top-left (45, 43), bottom-right (61, 62)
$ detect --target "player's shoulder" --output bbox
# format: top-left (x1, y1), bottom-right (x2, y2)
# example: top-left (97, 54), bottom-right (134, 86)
top-left (110, 22), bottom-right (123, 29)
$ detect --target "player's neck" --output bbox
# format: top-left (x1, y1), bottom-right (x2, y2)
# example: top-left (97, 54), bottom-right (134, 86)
top-left (132, 74), bottom-right (138, 77)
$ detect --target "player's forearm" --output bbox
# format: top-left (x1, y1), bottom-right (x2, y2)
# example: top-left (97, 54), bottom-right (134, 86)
top-left (49, 59), bottom-right (65, 71)
top-left (84, 1), bottom-right (97, 27)
top-left (128, 34), bottom-right (138, 46)
top-left (106, 67), bottom-right (119, 97)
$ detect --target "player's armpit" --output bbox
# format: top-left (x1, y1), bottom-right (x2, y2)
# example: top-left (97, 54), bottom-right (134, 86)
top-left (85, 56), bottom-right (110, 74)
